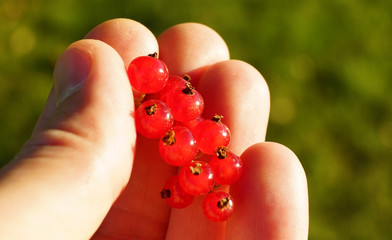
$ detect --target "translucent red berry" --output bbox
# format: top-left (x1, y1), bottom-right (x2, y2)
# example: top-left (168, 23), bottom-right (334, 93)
top-left (193, 114), bottom-right (231, 155)
top-left (209, 146), bottom-right (243, 185)
top-left (159, 126), bottom-right (199, 166)
top-left (179, 161), bottom-right (214, 196)
top-left (175, 116), bottom-right (204, 133)
top-left (127, 53), bottom-right (169, 93)
top-left (166, 82), bottom-right (204, 122)
top-left (203, 191), bottom-right (234, 222)
top-left (156, 75), bottom-right (190, 102)
top-left (135, 99), bottom-right (173, 139)
top-left (161, 175), bottom-right (194, 209)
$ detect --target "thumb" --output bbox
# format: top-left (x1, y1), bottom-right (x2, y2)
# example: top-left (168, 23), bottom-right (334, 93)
top-left (0, 39), bottom-right (136, 240)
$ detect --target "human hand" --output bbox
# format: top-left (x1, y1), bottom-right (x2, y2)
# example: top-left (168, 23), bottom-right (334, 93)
top-left (0, 19), bottom-right (308, 240)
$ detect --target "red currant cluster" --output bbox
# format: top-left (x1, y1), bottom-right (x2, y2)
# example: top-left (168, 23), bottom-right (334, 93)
top-left (127, 53), bottom-right (243, 222)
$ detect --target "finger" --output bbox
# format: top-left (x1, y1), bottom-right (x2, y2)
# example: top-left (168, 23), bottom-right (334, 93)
top-left (0, 39), bottom-right (135, 240)
top-left (31, 87), bottom-right (56, 135)
top-left (166, 60), bottom-right (270, 240)
top-left (31, 18), bottom-right (158, 135)
top-left (157, 22), bottom-right (230, 81)
top-left (85, 18), bottom-right (158, 66)
top-left (85, 18), bottom-right (159, 102)
top-left (198, 60), bottom-right (270, 153)
top-left (228, 142), bottom-right (309, 240)
top-left (84, 19), bottom-right (174, 239)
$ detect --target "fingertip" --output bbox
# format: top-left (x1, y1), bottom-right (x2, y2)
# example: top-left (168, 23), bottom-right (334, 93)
top-left (241, 142), bottom-right (307, 182)
top-left (197, 60), bottom-right (270, 154)
top-left (85, 18), bottom-right (159, 66)
top-left (54, 38), bottom-right (133, 122)
top-left (158, 22), bottom-right (230, 75)
top-left (228, 142), bottom-right (308, 240)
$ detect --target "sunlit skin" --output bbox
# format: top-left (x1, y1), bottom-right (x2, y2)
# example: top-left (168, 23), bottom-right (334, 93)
top-left (0, 18), bottom-right (308, 240)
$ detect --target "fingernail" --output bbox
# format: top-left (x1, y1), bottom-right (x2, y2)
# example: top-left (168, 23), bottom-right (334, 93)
top-left (54, 47), bottom-right (92, 106)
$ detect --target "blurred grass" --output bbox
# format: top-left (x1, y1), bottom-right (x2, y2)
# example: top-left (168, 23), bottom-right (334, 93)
top-left (1, 0), bottom-right (391, 239)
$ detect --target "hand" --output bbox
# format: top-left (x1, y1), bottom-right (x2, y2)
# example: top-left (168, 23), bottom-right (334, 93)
top-left (0, 18), bottom-right (308, 240)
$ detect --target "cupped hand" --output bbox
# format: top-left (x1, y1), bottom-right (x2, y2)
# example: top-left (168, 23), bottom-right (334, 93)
top-left (0, 19), bottom-right (308, 240)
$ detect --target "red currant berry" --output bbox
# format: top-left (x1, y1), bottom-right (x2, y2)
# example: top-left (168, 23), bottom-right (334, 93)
top-left (159, 126), bottom-right (199, 166)
top-left (175, 116), bottom-right (204, 133)
top-left (127, 53), bottom-right (169, 93)
top-left (209, 146), bottom-right (243, 185)
top-left (203, 191), bottom-right (234, 222)
top-left (193, 114), bottom-right (231, 155)
top-left (166, 82), bottom-right (204, 122)
top-left (135, 99), bottom-right (173, 139)
top-left (161, 175), bottom-right (194, 208)
top-left (156, 75), bottom-right (190, 102)
top-left (179, 161), bottom-right (214, 196)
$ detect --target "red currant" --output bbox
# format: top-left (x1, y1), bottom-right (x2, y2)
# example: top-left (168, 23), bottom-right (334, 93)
top-left (135, 99), bottom-right (173, 139)
top-left (161, 175), bottom-right (194, 208)
top-left (175, 116), bottom-right (204, 133)
top-left (193, 114), bottom-right (231, 155)
top-left (179, 161), bottom-right (214, 196)
top-left (159, 126), bottom-right (199, 166)
top-left (209, 146), bottom-right (243, 185)
top-left (202, 191), bottom-right (234, 222)
top-left (156, 75), bottom-right (190, 102)
top-left (166, 82), bottom-right (204, 122)
top-left (127, 53), bottom-right (242, 222)
top-left (127, 53), bottom-right (169, 93)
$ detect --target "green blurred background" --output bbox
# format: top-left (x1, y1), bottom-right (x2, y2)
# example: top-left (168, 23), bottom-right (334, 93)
top-left (0, 0), bottom-right (391, 239)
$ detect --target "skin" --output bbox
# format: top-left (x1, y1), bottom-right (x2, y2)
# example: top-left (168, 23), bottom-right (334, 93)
top-left (0, 18), bottom-right (308, 240)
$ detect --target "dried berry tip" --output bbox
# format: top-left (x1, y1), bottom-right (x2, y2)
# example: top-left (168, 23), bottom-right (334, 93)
top-left (217, 197), bottom-right (231, 209)
top-left (162, 130), bottom-right (176, 145)
top-left (182, 82), bottom-right (195, 95)
top-left (216, 146), bottom-right (228, 159)
top-left (211, 114), bottom-right (224, 123)
top-left (148, 52), bottom-right (158, 58)
top-left (190, 162), bottom-right (202, 175)
top-left (183, 74), bottom-right (191, 81)
top-left (160, 189), bottom-right (171, 198)
top-left (145, 103), bottom-right (157, 115)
